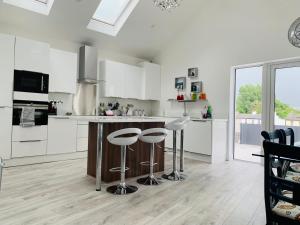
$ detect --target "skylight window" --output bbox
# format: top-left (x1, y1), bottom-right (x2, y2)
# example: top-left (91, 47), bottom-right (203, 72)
top-left (87, 0), bottom-right (140, 36)
top-left (93, 0), bottom-right (130, 26)
top-left (3, 0), bottom-right (55, 15)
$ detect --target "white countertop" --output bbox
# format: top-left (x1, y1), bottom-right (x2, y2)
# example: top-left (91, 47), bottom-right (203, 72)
top-left (49, 115), bottom-right (228, 123)
top-left (48, 115), bottom-right (166, 123)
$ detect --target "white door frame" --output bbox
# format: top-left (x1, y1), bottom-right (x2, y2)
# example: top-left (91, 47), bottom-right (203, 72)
top-left (228, 57), bottom-right (300, 161)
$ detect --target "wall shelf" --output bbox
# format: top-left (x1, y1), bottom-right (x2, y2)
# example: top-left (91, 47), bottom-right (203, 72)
top-left (167, 98), bottom-right (208, 116)
top-left (168, 99), bottom-right (208, 103)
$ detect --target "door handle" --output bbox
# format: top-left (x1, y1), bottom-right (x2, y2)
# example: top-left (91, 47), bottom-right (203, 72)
top-left (20, 140), bottom-right (42, 143)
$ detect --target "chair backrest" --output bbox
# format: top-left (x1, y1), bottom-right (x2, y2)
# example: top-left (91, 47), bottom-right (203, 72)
top-left (107, 128), bottom-right (142, 146)
top-left (165, 116), bottom-right (190, 131)
top-left (280, 128), bottom-right (295, 146)
top-left (263, 141), bottom-right (300, 225)
top-left (261, 130), bottom-right (284, 143)
top-left (139, 128), bottom-right (168, 144)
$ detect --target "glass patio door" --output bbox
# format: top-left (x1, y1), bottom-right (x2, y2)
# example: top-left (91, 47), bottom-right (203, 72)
top-left (270, 62), bottom-right (300, 141)
top-left (233, 66), bottom-right (264, 163)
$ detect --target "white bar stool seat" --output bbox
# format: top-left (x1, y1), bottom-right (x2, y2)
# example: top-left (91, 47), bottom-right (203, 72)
top-left (137, 128), bottom-right (168, 185)
top-left (106, 128), bottom-right (141, 195)
top-left (162, 116), bottom-right (190, 181)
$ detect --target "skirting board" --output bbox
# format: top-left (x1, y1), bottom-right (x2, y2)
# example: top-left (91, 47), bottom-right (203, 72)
top-left (4, 151), bottom-right (87, 167)
top-left (165, 148), bottom-right (212, 163)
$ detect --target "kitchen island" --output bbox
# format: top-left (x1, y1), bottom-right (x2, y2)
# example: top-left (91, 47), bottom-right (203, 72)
top-left (75, 116), bottom-right (166, 191)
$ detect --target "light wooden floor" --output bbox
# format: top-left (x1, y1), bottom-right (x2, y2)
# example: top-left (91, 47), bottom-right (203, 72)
top-left (0, 155), bottom-right (266, 225)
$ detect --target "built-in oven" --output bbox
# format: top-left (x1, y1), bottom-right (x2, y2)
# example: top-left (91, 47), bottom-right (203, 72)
top-left (13, 100), bottom-right (48, 126)
top-left (14, 70), bottom-right (49, 94)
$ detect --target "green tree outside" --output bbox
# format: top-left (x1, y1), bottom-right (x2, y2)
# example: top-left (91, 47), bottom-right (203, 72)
top-left (236, 84), bottom-right (300, 119)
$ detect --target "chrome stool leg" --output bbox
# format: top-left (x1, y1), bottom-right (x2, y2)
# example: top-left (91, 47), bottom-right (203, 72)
top-left (0, 157), bottom-right (3, 191)
top-left (162, 130), bottom-right (185, 181)
top-left (180, 130), bottom-right (185, 173)
top-left (137, 143), bottom-right (161, 185)
top-left (107, 146), bottom-right (138, 195)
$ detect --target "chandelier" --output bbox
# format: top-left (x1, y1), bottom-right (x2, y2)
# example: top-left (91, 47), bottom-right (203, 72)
top-left (153, 0), bottom-right (182, 11)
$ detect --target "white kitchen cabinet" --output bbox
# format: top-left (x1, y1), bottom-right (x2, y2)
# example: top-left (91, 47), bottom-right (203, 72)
top-left (47, 118), bottom-right (77, 155)
top-left (99, 60), bottom-right (125, 98)
top-left (99, 60), bottom-right (143, 99)
top-left (123, 64), bottom-right (143, 99)
top-left (15, 36), bottom-right (50, 74)
top-left (76, 124), bottom-right (88, 152)
top-left (12, 126), bottom-right (48, 142)
top-left (0, 107), bottom-right (12, 159)
top-left (184, 120), bottom-right (212, 155)
top-left (139, 62), bottom-right (161, 100)
top-left (12, 140), bottom-right (47, 158)
top-left (11, 125), bottom-right (48, 158)
top-left (49, 48), bottom-right (77, 94)
top-left (0, 34), bottom-right (14, 107)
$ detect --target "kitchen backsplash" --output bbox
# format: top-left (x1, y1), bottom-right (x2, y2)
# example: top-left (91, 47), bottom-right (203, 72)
top-left (49, 92), bottom-right (157, 117)
top-left (48, 92), bottom-right (74, 115)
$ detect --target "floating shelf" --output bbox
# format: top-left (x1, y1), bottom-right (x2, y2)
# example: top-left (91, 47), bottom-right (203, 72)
top-left (168, 99), bottom-right (208, 103)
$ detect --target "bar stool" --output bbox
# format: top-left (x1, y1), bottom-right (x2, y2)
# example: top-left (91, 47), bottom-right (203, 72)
top-left (106, 128), bottom-right (141, 195)
top-left (137, 128), bottom-right (168, 185)
top-left (0, 157), bottom-right (4, 191)
top-left (162, 117), bottom-right (190, 181)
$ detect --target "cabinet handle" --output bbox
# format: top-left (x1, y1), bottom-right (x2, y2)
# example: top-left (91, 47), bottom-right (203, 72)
top-left (20, 140), bottom-right (42, 143)
top-left (53, 117), bottom-right (69, 120)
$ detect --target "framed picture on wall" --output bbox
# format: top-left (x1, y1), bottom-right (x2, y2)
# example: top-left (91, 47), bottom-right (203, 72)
top-left (175, 77), bottom-right (186, 90)
top-left (188, 67), bottom-right (198, 78)
top-left (191, 81), bottom-right (202, 93)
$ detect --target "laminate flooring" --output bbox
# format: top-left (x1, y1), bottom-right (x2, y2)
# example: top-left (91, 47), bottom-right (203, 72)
top-left (0, 154), bottom-right (266, 225)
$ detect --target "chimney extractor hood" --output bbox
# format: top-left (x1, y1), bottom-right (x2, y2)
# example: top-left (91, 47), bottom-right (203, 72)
top-left (78, 45), bottom-right (98, 83)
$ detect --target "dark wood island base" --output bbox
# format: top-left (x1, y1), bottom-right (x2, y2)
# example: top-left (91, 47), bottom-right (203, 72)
top-left (87, 122), bottom-right (165, 183)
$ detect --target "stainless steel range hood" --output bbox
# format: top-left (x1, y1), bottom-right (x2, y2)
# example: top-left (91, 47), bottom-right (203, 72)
top-left (78, 45), bottom-right (98, 83)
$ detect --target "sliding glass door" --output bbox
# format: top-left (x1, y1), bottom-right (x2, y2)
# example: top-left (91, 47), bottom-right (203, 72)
top-left (230, 59), bottom-right (300, 162)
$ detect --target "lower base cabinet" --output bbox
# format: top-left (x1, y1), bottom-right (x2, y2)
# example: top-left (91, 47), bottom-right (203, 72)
top-left (12, 141), bottom-right (47, 158)
top-left (184, 120), bottom-right (212, 155)
top-left (47, 118), bottom-right (77, 155)
top-left (0, 107), bottom-right (13, 159)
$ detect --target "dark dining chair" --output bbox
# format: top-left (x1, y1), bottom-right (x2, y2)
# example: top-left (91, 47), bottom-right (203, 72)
top-left (261, 130), bottom-right (285, 177)
top-left (263, 141), bottom-right (300, 225)
top-left (280, 128), bottom-right (296, 177)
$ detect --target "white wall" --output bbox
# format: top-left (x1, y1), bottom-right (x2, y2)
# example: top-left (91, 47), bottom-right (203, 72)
top-left (155, 0), bottom-right (300, 119)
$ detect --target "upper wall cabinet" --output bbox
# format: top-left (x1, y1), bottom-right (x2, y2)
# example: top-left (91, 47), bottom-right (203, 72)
top-left (139, 62), bottom-right (161, 101)
top-left (49, 48), bottom-right (77, 94)
top-left (15, 37), bottom-right (50, 74)
top-left (0, 34), bottom-right (15, 107)
top-left (99, 60), bottom-right (125, 98)
top-left (99, 60), bottom-right (160, 100)
top-left (99, 60), bottom-right (143, 99)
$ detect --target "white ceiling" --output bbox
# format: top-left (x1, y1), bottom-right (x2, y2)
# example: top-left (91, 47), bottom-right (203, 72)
top-left (0, 0), bottom-right (203, 60)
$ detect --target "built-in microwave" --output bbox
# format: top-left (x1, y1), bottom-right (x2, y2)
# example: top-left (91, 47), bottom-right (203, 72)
top-left (13, 100), bottom-right (48, 126)
top-left (14, 70), bottom-right (49, 94)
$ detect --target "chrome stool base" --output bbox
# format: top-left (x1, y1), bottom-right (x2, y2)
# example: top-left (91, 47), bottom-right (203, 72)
top-left (106, 184), bottom-right (138, 195)
top-left (137, 176), bottom-right (162, 185)
top-left (162, 171), bottom-right (185, 181)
